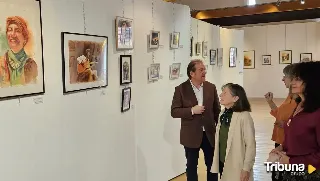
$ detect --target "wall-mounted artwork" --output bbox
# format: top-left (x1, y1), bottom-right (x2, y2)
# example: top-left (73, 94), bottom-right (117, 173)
top-left (61, 32), bottom-right (108, 93)
top-left (0, 0), bottom-right (45, 99)
top-left (262, 55), bottom-right (271, 65)
top-left (196, 42), bottom-right (201, 55)
top-left (190, 36), bottom-right (193, 57)
top-left (229, 47), bottom-right (237, 67)
top-left (169, 63), bottom-right (181, 80)
top-left (148, 63), bottom-right (160, 81)
top-left (121, 87), bottom-right (131, 112)
top-left (120, 55), bottom-right (132, 85)
top-left (210, 49), bottom-right (216, 65)
top-left (150, 30), bottom-right (160, 49)
top-left (300, 53), bottom-right (312, 62)
top-left (244, 50), bottom-right (255, 69)
top-left (279, 50), bottom-right (292, 64)
top-left (115, 16), bottom-right (133, 50)
top-left (170, 32), bottom-right (180, 49)
top-left (217, 48), bottom-right (223, 66)
top-left (202, 41), bottom-right (208, 57)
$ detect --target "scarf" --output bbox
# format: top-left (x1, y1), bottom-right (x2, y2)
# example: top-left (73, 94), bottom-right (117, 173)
top-left (7, 49), bottom-right (28, 85)
top-left (220, 108), bottom-right (234, 126)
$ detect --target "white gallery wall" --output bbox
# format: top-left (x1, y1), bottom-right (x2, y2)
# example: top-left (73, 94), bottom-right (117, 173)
top-left (243, 22), bottom-right (320, 98)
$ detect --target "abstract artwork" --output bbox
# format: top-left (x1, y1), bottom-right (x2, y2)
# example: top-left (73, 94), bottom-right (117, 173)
top-left (202, 41), bottom-right (208, 57)
top-left (262, 55), bottom-right (271, 65)
top-left (210, 49), bottom-right (216, 65)
top-left (115, 16), bottom-right (133, 50)
top-left (150, 30), bottom-right (160, 49)
top-left (120, 55), bottom-right (132, 85)
top-left (196, 42), bottom-right (201, 55)
top-left (300, 53), bottom-right (312, 62)
top-left (217, 48), bottom-right (223, 66)
top-left (61, 32), bottom-right (108, 93)
top-left (148, 63), bottom-right (160, 81)
top-left (0, 0), bottom-right (44, 99)
top-left (169, 63), bottom-right (181, 80)
top-left (279, 50), bottom-right (292, 64)
top-left (170, 32), bottom-right (180, 49)
top-left (121, 87), bottom-right (131, 112)
top-left (244, 50), bottom-right (255, 69)
top-left (229, 47), bottom-right (237, 67)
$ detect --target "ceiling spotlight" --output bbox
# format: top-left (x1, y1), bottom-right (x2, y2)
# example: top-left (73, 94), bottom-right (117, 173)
top-left (301, 0), bottom-right (305, 4)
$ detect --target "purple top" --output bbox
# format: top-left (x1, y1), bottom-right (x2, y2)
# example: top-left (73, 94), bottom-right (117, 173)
top-left (283, 108), bottom-right (320, 169)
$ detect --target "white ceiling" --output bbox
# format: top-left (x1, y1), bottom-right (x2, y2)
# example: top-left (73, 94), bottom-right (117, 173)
top-left (175, 0), bottom-right (292, 10)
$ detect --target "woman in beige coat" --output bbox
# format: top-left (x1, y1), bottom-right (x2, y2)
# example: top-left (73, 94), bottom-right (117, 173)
top-left (210, 83), bottom-right (256, 181)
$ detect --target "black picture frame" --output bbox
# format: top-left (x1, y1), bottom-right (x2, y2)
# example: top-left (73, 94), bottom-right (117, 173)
top-left (121, 87), bottom-right (131, 112)
top-left (279, 50), bottom-right (292, 64)
top-left (300, 53), bottom-right (312, 62)
top-left (262, 55), bottom-right (271, 65)
top-left (120, 55), bottom-right (132, 85)
top-left (229, 47), bottom-right (237, 67)
top-left (210, 49), bottom-right (216, 65)
top-left (61, 32), bottom-right (108, 94)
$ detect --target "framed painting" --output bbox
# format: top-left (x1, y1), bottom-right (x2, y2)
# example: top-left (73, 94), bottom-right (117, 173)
top-left (61, 32), bottom-right (108, 93)
top-left (279, 50), bottom-right (292, 64)
top-left (170, 32), bottom-right (180, 49)
top-left (210, 49), bottom-right (216, 65)
top-left (148, 63), bottom-right (160, 81)
top-left (244, 50), bottom-right (255, 69)
top-left (121, 87), bottom-right (131, 112)
top-left (202, 41), bottom-right (208, 57)
top-left (115, 16), bottom-right (133, 50)
top-left (196, 42), bottom-right (201, 55)
top-left (262, 55), bottom-right (271, 65)
top-left (229, 47), bottom-right (237, 67)
top-left (217, 48), bottom-right (223, 66)
top-left (120, 55), bottom-right (132, 85)
top-left (149, 30), bottom-right (160, 49)
top-left (169, 63), bottom-right (181, 80)
top-left (300, 53), bottom-right (312, 62)
top-left (0, 0), bottom-right (45, 99)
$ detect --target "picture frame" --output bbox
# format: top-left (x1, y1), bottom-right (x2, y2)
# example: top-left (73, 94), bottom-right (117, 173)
top-left (170, 32), bottom-right (180, 49)
top-left (196, 42), bottom-right (201, 55)
top-left (244, 50), bottom-right (255, 69)
top-left (300, 53), bottom-right (312, 62)
top-left (262, 55), bottom-right (271, 65)
top-left (279, 50), bottom-right (292, 64)
top-left (0, 0), bottom-right (45, 100)
top-left (121, 87), bottom-right (131, 112)
top-left (61, 32), bottom-right (108, 93)
top-left (120, 55), bottom-right (132, 85)
top-left (169, 63), bottom-right (181, 80)
top-left (210, 49), bottom-right (216, 65)
top-left (190, 36), bottom-right (193, 57)
top-left (202, 41), bottom-right (208, 57)
top-left (229, 47), bottom-right (237, 67)
top-left (115, 16), bottom-right (134, 50)
top-left (217, 48), bottom-right (223, 66)
top-left (148, 63), bottom-right (160, 81)
top-left (149, 30), bottom-right (160, 49)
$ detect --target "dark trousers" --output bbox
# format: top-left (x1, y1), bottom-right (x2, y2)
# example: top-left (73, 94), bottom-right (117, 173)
top-left (184, 131), bottom-right (218, 181)
top-left (272, 143), bottom-right (283, 181)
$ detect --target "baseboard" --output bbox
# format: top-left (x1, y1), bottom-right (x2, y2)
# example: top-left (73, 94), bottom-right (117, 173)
top-left (168, 172), bottom-right (186, 180)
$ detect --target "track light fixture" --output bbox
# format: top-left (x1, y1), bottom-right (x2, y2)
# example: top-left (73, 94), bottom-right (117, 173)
top-left (301, 0), bottom-right (305, 4)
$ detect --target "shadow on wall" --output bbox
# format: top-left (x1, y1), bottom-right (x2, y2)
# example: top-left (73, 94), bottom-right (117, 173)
top-left (136, 146), bottom-right (147, 181)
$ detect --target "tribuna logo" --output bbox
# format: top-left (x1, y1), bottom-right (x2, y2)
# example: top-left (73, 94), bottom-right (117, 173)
top-left (265, 162), bottom-right (305, 176)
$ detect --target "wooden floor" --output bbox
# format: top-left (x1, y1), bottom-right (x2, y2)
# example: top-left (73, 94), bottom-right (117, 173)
top-left (172, 98), bottom-right (284, 181)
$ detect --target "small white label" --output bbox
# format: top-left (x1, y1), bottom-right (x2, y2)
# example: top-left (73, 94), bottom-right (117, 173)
top-left (179, 45), bottom-right (183, 48)
top-left (160, 75), bottom-right (163, 79)
top-left (33, 97), bottom-right (43, 104)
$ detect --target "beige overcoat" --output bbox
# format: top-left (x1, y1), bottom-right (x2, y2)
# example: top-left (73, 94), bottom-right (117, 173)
top-left (210, 111), bottom-right (256, 181)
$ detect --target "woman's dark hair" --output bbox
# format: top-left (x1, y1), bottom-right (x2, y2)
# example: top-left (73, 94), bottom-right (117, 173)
top-left (291, 61), bottom-right (320, 112)
top-left (222, 83), bottom-right (251, 112)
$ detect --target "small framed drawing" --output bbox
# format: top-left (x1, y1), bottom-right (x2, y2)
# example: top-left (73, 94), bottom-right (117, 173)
top-left (121, 87), bottom-right (131, 112)
top-left (196, 42), bottom-right (201, 55)
top-left (148, 63), bottom-right (160, 81)
top-left (262, 55), bottom-right (271, 65)
top-left (210, 49), bottom-right (216, 65)
top-left (120, 55), bottom-right (132, 85)
top-left (115, 16), bottom-right (134, 50)
top-left (170, 32), bottom-right (180, 49)
top-left (217, 48), bottom-right (223, 66)
top-left (229, 47), bottom-right (237, 67)
top-left (279, 50), bottom-right (292, 64)
top-left (169, 63), bottom-right (181, 80)
top-left (244, 50), bottom-right (255, 69)
top-left (202, 41), bottom-right (208, 57)
top-left (300, 53), bottom-right (312, 62)
top-left (61, 32), bottom-right (108, 93)
top-left (150, 30), bottom-right (160, 49)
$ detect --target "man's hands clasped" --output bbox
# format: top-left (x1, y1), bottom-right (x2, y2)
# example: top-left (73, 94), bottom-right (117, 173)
top-left (192, 105), bottom-right (205, 114)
